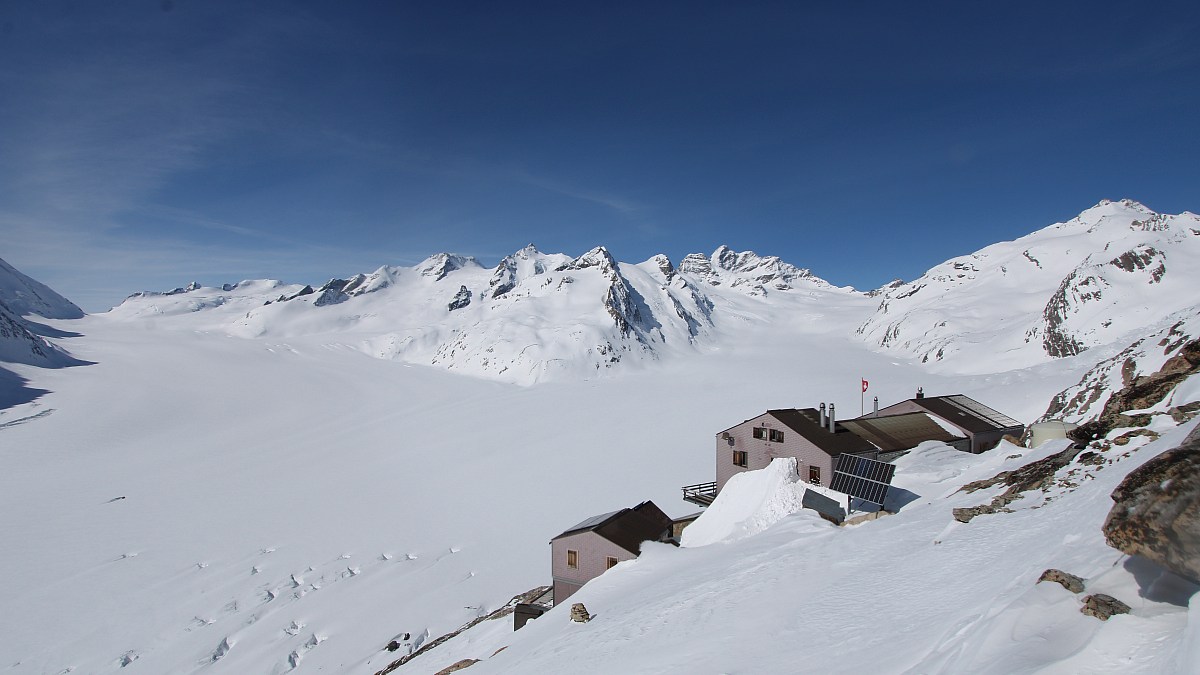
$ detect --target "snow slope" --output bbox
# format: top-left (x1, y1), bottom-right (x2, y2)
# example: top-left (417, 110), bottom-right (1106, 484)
top-left (858, 200), bottom-right (1200, 372)
top-left (0, 279), bottom-right (1075, 674)
top-left (0, 256), bottom-right (84, 320)
top-left (3, 200), bottom-right (1199, 674)
top-left (450, 428), bottom-right (1199, 675)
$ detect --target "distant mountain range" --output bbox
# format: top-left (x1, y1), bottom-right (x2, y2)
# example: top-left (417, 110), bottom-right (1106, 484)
top-left (98, 199), bottom-right (1200, 386)
top-left (5, 198), bottom-right (1199, 388)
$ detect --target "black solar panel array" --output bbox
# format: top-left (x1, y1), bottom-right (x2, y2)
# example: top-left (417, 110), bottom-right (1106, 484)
top-left (830, 453), bottom-right (897, 506)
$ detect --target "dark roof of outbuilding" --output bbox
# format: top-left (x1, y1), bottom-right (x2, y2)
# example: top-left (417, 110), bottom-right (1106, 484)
top-left (766, 408), bottom-right (878, 457)
top-left (840, 412), bottom-right (964, 453)
top-left (908, 395), bottom-right (1023, 434)
top-left (550, 500), bottom-right (673, 555)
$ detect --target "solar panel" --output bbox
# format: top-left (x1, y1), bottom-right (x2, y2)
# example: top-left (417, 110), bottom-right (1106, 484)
top-left (945, 395), bottom-right (1021, 429)
top-left (830, 454), bottom-right (896, 506)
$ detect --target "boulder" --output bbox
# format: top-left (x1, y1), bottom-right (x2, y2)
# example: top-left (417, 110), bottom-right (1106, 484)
top-left (1103, 425), bottom-right (1200, 584)
top-left (1037, 569), bottom-right (1085, 594)
top-left (1080, 593), bottom-right (1131, 620)
top-left (570, 602), bottom-right (592, 623)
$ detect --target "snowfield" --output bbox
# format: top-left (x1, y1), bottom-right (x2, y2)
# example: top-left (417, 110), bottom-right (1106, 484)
top-left (2, 200), bottom-right (1199, 674)
top-left (456, 427), bottom-right (1199, 675)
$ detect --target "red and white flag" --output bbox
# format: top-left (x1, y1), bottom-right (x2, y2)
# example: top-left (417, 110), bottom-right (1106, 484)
top-left (861, 378), bottom-right (869, 393)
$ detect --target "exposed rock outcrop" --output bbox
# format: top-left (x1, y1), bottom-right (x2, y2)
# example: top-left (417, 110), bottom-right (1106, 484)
top-left (953, 444), bottom-right (1084, 523)
top-left (1037, 569), bottom-right (1085, 594)
top-left (372, 586), bottom-right (549, 675)
top-left (1066, 337), bottom-right (1200, 443)
top-left (448, 286), bottom-right (472, 312)
top-left (1102, 424), bottom-right (1200, 584)
top-left (1080, 593), bottom-right (1131, 621)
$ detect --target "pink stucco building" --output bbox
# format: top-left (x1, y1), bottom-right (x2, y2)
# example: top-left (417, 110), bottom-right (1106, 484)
top-left (549, 501), bottom-right (673, 604)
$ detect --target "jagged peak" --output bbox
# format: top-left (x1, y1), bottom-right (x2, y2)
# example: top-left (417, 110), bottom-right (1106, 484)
top-left (645, 254), bottom-right (675, 278)
top-left (557, 245), bottom-right (618, 272)
top-left (416, 252), bottom-right (480, 281)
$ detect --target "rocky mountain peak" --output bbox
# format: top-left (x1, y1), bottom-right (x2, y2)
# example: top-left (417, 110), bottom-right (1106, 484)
top-left (556, 246), bottom-right (618, 274)
top-left (417, 253), bottom-right (479, 281)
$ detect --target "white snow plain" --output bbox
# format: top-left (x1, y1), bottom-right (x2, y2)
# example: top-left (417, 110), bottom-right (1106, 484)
top-left (3, 200), bottom-right (1200, 674)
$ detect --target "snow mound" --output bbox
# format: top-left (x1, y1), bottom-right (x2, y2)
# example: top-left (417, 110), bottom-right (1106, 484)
top-left (681, 458), bottom-right (832, 546)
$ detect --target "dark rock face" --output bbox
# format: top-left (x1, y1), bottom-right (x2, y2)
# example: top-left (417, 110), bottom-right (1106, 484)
top-left (447, 286), bottom-right (471, 312)
top-left (1080, 593), bottom-right (1131, 620)
top-left (1102, 425), bottom-right (1200, 584)
top-left (1037, 569), bottom-right (1085, 594)
top-left (952, 444), bottom-right (1084, 523)
top-left (1042, 270), bottom-right (1097, 358)
top-left (1061, 337), bottom-right (1200, 443)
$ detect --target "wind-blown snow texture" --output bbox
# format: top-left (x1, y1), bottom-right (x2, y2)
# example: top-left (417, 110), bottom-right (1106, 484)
top-left (3, 200), bottom-right (1200, 674)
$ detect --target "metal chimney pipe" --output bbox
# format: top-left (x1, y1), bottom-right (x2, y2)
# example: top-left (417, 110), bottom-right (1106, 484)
top-left (873, 396), bottom-right (879, 417)
top-left (828, 403), bottom-right (836, 432)
top-left (916, 387), bottom-right (924, 400)
top-left (819, 403), bottom-right (826, 427)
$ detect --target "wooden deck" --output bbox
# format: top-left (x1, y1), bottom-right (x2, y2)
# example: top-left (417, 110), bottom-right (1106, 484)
top-left (681, 481), bottom-right (717, 507)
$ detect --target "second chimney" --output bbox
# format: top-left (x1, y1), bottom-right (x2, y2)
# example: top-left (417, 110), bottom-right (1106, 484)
top-left (828, 403), bottom-right (836, 432)
top-left (819, 403), bottom-right (826, 427)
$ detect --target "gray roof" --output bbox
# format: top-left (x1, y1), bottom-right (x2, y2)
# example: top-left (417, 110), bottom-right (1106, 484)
top-left (766, 408), bottom-right (878, 457)
top-left (840, 412), bottom-right (963, 453)
top-left (909, 395), bottom-right (1023, 433)
top-left (551, 501), bottom-right (673, 555)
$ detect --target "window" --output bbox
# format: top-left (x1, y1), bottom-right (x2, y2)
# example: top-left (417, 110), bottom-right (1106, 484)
top-left (567, 549), bottom-right (578, 569)
top-left (733, 450), bottom-right (748, 467)
top-left (753, 426), bottom-right (784, 442)
top-left (809, 466), bottom-right (821, 485)
top-left (606, 556), bottom-right (619, 569)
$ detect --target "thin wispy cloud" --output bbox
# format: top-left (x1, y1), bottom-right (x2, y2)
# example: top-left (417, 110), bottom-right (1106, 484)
top-left (505, 169), bottom-right (646, 216)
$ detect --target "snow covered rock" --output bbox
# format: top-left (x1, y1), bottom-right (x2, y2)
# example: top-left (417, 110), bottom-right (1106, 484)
top-left (1042, 312), bottom-right (1200, 439)
top-left (1103, 424), bottom-right (1200, 584)
top-left (447, 285), bottom-right (471, 311)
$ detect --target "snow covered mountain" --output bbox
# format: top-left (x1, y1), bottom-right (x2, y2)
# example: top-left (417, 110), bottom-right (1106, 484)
top-left (857, 200), bottom-right (1200, 372)
top-left (0, 256), bottom-right (84, 320)
top-left (108, 245), bottom-right (851, 385)
top-left (0, 257), bottom-right (81, 367)
top-left (4, 199), bottom-right (1200, 674)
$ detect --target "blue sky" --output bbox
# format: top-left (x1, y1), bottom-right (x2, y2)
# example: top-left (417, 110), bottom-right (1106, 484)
top-left (2, 1), bottom-right (1198, 311)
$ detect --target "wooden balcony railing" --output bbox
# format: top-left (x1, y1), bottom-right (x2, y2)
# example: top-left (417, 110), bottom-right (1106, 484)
top-left (681, 481), bottom-right (718, 506)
